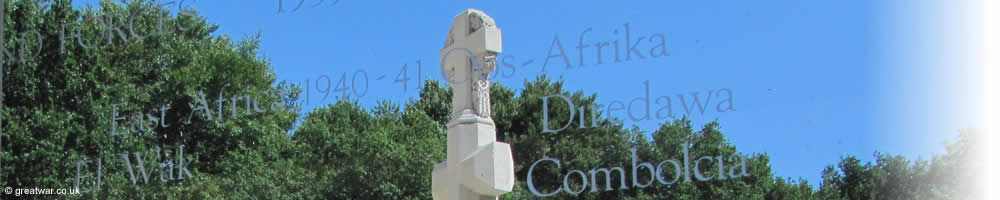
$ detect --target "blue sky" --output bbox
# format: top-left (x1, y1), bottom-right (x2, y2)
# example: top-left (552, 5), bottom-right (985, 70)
top-left (71, 0), bottom-right (981, 186)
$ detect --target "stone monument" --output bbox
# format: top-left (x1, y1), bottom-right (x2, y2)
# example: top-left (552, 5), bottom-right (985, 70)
top-left (431, 9), bottom-right (515, 200)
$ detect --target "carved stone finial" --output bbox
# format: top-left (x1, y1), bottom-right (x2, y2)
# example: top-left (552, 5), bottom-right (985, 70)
top-left (440, 8), bottom-right (503, 119)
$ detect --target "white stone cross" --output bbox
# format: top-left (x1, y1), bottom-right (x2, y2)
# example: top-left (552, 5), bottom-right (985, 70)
top-left (431, 8), bottom-right (515, 200)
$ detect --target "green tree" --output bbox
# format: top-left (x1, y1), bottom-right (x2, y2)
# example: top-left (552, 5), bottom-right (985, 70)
top-left (2, 0), bottom-right (307, 199)
top-left (816, 129), bottom-right (983, 200)
top-left (292, 99), bottom-right (446, 199)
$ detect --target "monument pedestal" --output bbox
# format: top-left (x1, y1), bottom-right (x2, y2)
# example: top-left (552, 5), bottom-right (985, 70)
top-left (432, 110), bottom-right (514, 200)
